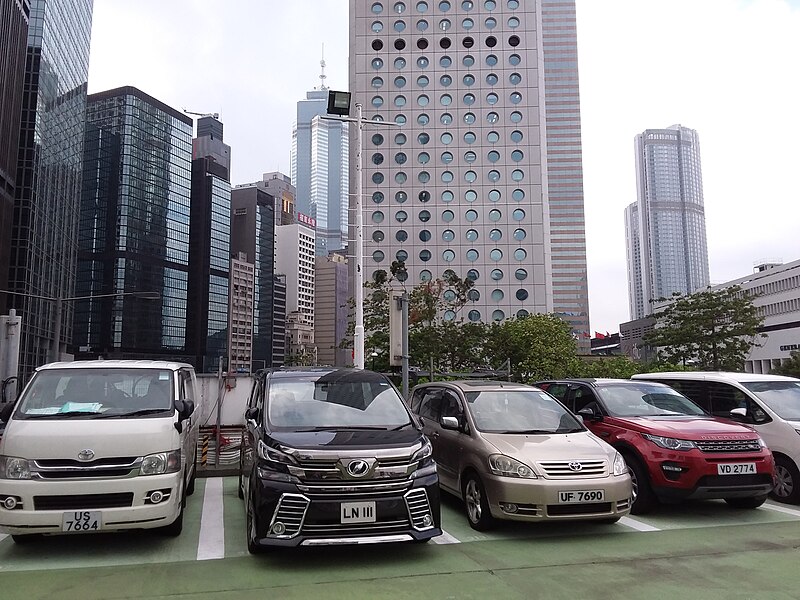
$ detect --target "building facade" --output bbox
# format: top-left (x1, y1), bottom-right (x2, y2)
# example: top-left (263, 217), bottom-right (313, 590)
top-left (314, 252), bottom-right (350, 367)
top-left (626, 125), bottom-right (710, 320)
top-left (349, 0), bottom-right (590, 348)
top-left (276, 221), bottom-right (317, 362)
top-left (290, 81), bottom-right (350, 256)
top-left (228, 254), bottom-right (255, 373)
top-left (7, 0), bottom-right (93, 378)
top-left (187, 115), bottom-right (232, 372)
top-left (0, 0), bottom-right (30, 315)
top-left (72, 86), bottom-right (193, 361)
top-left (230, 184), bottom-right (285, 369)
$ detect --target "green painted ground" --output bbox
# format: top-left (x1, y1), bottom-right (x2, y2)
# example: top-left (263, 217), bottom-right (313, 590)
top-left (2, 478), bottom-right (800, 599)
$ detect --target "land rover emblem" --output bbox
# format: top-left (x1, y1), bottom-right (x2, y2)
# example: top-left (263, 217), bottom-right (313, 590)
top-left (568, 461), bottom-right (583, 472)
top-left (78, 449), bottom-right (95, 461)
top-left (346, 459), bottom-right (370, 478)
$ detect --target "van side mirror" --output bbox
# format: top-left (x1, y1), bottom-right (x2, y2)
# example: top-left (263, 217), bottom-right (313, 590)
top-left (245, 407), bottom-right (260, 422)
top-left (729, 407), bottom-right (748, 423)
top-left (577, 406), bottom-right (602, 422)
top-left (0, 402), bottom-right (13, 423)
top-left (441, 416), bottom-right (460, 431)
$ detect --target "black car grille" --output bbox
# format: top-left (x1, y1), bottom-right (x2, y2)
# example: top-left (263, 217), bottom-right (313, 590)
top-left (297, 480), bottom-right (412, 498)
top-left (33, 493), bottom-right (134, 511)
top-left (696, 440), bottom-right (762, 453)
top-left (696, 474), bottom-right (773, 489)
top-left (547, 502), bottom-right (612, 516)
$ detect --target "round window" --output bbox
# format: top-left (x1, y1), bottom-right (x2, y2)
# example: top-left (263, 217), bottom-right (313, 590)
top-left (466, 229), bottom-right (478, 241)
top-left (419, 210), bottom-right (431, 222)
top-left (372, 211), bottom-right (385, 223)
top-left (491, 269), bottom-right (504, 281)
top-left (490, 248), bottom-right (503, 261)
top-left (515, 269), bottom-right (528, 281)
top-left (465, 210), bottom-right (478, 222)
top-left (442, 210), bottom-right (455, 222)
top-left (372, 250), bottom-right (385, 262)
top-left (467, 269), bottom-right (480, 281)
top-left (395, 191), bottom-right (407, 203)
top-left (396, 230), bottom-right (408, 242)
top-left (489, 209), bottom-right (501, 222)
top-left (395, 210), bottom-right (408, 223)
top-left (513, 209), bottom-right (526, 221)
top-left (371, 57), bottom-right (384, 70)
top-left (442, 190), bottom-right (454, 203)
top-left (468, 310), bottom-right (481, 322)
top-left (443, 249), bottom-right (455, 262)
top-left (513, 228), bottom-right (527, 241)
top-left (465, 190), bottom-right (477, 202)
top-left (489, 228), bottom-right (502, 241)
top-left (466, 249), bottom-right (479, 262)
top-left (514, 248), bottom-right (527, 261)
top-left (419, 229), bottom-right (432, 242)
top-left (442, 229), bottom-right (455, 241)
top-left (372, 230), bottom-right (384, 242)
top-left (419, 250), bottom-right (432, 262)
top-left (492, 310), bottom-right (505, 322)
top-left (420, 270), bottom-right (432, 282)
top-left (491, 289), bottom-right (504, 301)
top-left (372, 191), bottom-right (384, 204)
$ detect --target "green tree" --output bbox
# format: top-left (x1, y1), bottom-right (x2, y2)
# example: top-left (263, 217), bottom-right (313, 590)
top-left (772, 351), bottom-right (800, 378)
top-left (643, 286), bottom-right (764, 371)
top-left (482, 314), bottom-right (580, 383)
top-left (569, 356), bottom-right (644, 379)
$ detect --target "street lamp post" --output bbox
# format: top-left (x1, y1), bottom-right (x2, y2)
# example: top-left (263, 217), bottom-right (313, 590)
top-left (1, 289), bottom-right (160, 362)
top-left (323, 91), bottom-right (400, 369)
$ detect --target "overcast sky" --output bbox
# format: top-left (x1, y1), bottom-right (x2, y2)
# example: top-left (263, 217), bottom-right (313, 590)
top-left (87, 0), bottom-right (800, 334)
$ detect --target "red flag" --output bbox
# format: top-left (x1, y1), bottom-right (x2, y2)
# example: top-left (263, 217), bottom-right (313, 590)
top-left (594, 332), bottom-right (606, 339)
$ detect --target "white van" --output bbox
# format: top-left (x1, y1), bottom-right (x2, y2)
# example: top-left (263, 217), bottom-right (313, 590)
top-left (0, 360), bottom-right (199, 543)
top-left (632, 372), bottom-right (800, 504)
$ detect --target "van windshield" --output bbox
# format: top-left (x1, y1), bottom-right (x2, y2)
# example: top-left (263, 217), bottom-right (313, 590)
top-left (743, 381), bottom-right (800, 420)
top-left (267, 371), bottom-right (412, 430)
top-left (15, 368), bottom-right (173, 418)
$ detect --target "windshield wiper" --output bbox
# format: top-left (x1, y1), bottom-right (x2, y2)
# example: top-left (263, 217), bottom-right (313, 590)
top-left (390, 422), bottom-right (414, 431)
top-left (98, 408), bottom-right (170, 418)
top-left (26, 410), bottom-right (103, 419)
top-left (555, 427), bottom-right (585, 434)
top-left (517, 429), bottom-right (556, 435)
top-left (293, 425), bottom-right (391, 432)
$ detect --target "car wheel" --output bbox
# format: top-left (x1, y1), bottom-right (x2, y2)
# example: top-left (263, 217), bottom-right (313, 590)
top-left (462, 473), bottom-right (495, 531)
top-left (772, 456), bottom-right (800, 504)
top-left (186, 451), bottom-right (198, 496)
top-left (625, 453), bottom-right (657, 515)
top-left (246, 494), bottom-right (264, 554)
top-left (725, 495), bottom-right (767, 509)
top-left (157, 500), bottom-right (184, 537)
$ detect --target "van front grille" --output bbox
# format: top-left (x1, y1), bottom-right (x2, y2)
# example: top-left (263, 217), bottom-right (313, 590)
top-left (34, 493), bottom-right (134, 511)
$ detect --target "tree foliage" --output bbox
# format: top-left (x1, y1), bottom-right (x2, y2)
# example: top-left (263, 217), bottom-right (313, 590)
top-left (771, 351), bottom-right (800, 378)
top-left (643, 286), bottom-right (764, 371)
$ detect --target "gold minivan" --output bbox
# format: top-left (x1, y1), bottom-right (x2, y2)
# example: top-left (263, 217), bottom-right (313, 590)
top-left (409, 381), bottom-right (632, 530)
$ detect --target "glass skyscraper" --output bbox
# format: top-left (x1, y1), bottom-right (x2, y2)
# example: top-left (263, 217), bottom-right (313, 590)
top-left (290, 83), bottom-right (349, 257)
top-left (349, 0), bottom-right (590, 347)
top-left (72, 86), bottom-right (194, 360)
top-left (8, 0), bottom-right (93, 379)
top-left (625, 125), bottom-right (710, 320)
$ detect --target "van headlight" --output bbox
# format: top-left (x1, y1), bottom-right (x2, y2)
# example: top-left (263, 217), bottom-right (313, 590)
top-left (488, 454), bottom-right (537, 479)
top-left (141, 450), bottom-right (181, 475)
top-left (0, 456), bottom-right (31, 480)
top-left (411, 440), bottom-right (433, 465)
top-left (257, 441), bottom-right (297, 469)
top-left (612, 452), bottom-right (628, 476)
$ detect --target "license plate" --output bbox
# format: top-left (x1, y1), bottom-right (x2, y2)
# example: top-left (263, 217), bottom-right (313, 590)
top-left (340, 501), bottom-right (376, 524)
top-left (717, 463), bottom-right (757, 475)
top-left (62, 510), bottom-right (102, 532)
top-left (558, 490), bottom-right (605, 504)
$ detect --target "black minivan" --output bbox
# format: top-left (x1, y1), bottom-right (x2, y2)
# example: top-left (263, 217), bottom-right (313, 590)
top-left (239, 368), bottom-right (441, 552)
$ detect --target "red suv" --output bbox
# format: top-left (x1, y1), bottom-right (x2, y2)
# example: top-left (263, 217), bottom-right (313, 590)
top-left (536, 379), bottom-right (775, 514)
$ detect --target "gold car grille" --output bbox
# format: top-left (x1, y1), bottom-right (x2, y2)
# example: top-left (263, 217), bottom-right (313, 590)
top-left (537, 459), bottom-right (607, 478)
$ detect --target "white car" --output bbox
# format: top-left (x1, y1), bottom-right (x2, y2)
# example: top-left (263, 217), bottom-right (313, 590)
top-left (0, 360), bottom-right (200, 543)
top-left (633, 372), bottom-right (800, 504)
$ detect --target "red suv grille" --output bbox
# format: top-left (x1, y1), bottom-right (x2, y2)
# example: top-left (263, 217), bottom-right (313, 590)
top-left (695, 439), bottom-right (761, 453)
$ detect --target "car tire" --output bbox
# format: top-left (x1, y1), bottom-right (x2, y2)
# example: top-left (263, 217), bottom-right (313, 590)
top-left (772, 456), bottom-right (800, 504)
top-left (246, 494), bottom-right (265, 554)
top-left (462, 472), bottom-right (495, 531)
top-left (238, 471), bottom-right (245, 499)
top-left (157, 500), bottom-right (184, 537)
top-left (186, 452), bottom-right (198, 497)
top-left (624, 453), bottom-right (657, 515)
top-left (725, 495), bottom-right (768, 509)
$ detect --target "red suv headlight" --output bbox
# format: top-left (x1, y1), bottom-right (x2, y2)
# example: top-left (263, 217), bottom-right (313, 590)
top-left (642, 434), bottom-right (696, 451)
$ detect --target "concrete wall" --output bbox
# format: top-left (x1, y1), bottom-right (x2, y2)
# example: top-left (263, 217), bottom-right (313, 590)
top-left (196, 374), bottom-right (252, 427)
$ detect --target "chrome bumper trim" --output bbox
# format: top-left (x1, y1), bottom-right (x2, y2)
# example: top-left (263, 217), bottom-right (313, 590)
top-left (299, 534), bottom-right (414, 546)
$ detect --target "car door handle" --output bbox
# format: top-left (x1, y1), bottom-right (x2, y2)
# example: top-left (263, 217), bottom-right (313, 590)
top-left (599, 431), bottom-right (610, 437)
top-left (430, 431), bottom-right (440, 439)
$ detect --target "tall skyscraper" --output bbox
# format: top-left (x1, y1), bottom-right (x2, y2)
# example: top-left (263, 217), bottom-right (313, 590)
top-left (7, 0), bottom-right (93, 378)
top-left (625, 125), bottom-right (710, 320)
top-left (0, 0), bottom-right (30, 315)
top-left (314, 252), bottom-right (350, 367)
top-left (349, 0), bottom-right (590, 347)
top-left (290, 56), bottom-right (350, 256)
top-left (72, 86), bottom-right (193, 361)
top-left (230, 184), bottom-right (285, 369)
top-left (187, 115), bottom-right (232, 372)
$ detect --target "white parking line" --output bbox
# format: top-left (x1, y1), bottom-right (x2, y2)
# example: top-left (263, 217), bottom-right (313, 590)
top-left (761, 502), bottom-right (800, 518)
top-left (618, 516), bottom-right (661, 532)
top-left (431, 529), bottom-right (461, 544)
top-left (197, 477), bottom-right (225, 561)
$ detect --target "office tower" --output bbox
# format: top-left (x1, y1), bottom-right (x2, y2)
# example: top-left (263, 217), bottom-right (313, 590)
top-left (187, 115), bottom-right (232, 372)
top-left (7, 0), bottom-right (93, 378)
top-left (349, 0), bottom-right (590, 349)
top-left (276, 221), bottom-right (317, 361)
top-left (228, 254), bottom-right (255, 373)
top-left (230, 184), bottom-right (285, 369)
top-left (72, 86), bottom-right (193, 361)
top-left (625, 125), bottom-right (710, 320)
top-left (290, 58), bottom-right (350, 256)
top-left (0, 0), bottom-right (30, 315)
top-left (314, 252), bottom-right (350, 366)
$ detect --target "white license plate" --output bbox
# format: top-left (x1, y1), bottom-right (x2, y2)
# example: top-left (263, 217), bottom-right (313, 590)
top-left (717, 463), bottom-right (757, 475)
top-left (62, 510), bottom-right (102, 532)
top-left (340, 501), bottom-right (376, 524)
top-left (558, 490), bottom-right (605, 504)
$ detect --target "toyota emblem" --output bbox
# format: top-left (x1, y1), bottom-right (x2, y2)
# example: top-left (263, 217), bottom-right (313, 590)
top-left (346, 459), bottom-right (370, 478)
top-left (568, 461), bottom-right (583, 472)
top-left (78, 449), bottom-right (95, 461)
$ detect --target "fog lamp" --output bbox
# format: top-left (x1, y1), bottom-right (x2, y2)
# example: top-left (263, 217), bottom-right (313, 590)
top-left (501, 503), bottom-right (519, 514)
top-left (3, 496), bottom-right (18, 510)
top-left (422, 514), bottom-right (432, 527)
top-left (149, 490), bottom-right (165, 503)
top-left (272, 522), bottom-right (286, 535)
